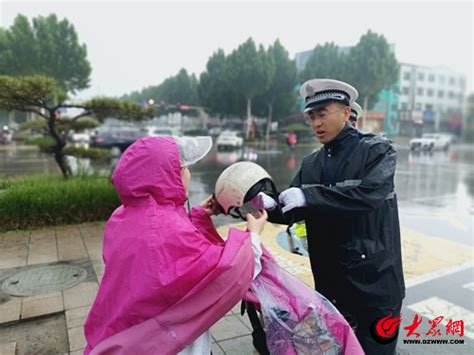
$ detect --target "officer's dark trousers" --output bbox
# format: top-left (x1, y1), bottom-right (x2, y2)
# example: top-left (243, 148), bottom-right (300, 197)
top-left (340, 302), bottom-right (403, 355)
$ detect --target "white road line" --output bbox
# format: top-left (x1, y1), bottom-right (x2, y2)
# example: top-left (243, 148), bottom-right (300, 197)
top-left (407, 297), bottom-right (474, 340)
top-left (463, 282), bottom-right (474, 292)
top-left (406, 261), bottom-right (474, 288)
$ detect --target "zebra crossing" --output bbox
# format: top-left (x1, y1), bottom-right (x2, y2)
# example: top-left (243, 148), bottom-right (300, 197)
top-left (407, 296), bottom-right (474, 340)
top-left (397, 266), bottom-right (474, 353)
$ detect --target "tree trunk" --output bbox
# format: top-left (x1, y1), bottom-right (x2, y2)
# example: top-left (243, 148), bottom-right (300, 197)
top-left (361, 96), bottom-right (368, 130)
top-left (265, 101), bottom-right (274, 141)
top-left (245, 97), bottom-right (252, 140)
top-left (48, 113), bottom-right (72, 179)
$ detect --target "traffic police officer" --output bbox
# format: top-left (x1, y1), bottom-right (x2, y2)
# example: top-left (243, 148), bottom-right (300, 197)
top-left (255, 78), bottom-right (405, 354)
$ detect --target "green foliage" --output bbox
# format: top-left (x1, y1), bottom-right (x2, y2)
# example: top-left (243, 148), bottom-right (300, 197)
top-left (300, 31), bottom-right (399, 110)
top-left (122, 68), bottom-right (199, 109)
top-left (300, 43), bottom-right (346, 82)
top-left (345, 30), bottom-right (399, 109)
top-left (254, 40), bottom-right (298, 121)
top-left (281, 123), bottom-right (312, 133)
top-left (159, 68), bottom-right (199, 105)
top-left (83, 97), bottom-right (154, 121)
top-left (463, 127), bottom-right (474, 143)
top-left (19, 119), bottom-right (48, 131)
top-left (227, 38), bottom-right (274, 101)
top-left (198, 49), bottom-right (242, 116)
top-left (0, 174), bottom-right (120, 231)
top-left (63, 146), bottom-right (110, 160)
top-left (69, 117), bottom-right (99, 131)
top-left (0, 75), bottom-right (153, 178)
top-left (24, 136), bottom-right (55, 152)
top-left (0, 75), bottom-right (57, 112)
top-left (0, 14), bottom-right (91, 93)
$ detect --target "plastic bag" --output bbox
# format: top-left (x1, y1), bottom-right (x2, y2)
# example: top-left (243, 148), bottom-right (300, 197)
top-left (250, 251), bottom-right (364, 355)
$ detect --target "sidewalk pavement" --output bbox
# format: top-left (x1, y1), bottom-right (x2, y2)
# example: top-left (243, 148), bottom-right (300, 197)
top-left (0, 221), bottom-right (472, 354)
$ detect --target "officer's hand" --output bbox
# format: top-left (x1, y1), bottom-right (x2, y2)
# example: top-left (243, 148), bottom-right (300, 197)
top-left (278, 187), bottom-right (307, 213)
top-left (246, 209), bottom-right (268, 235)
top-left (249, 192), bottom-right (277, 211)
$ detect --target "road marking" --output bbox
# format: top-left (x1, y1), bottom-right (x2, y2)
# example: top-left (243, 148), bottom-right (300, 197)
top-left (407, 297), bottom-right (474, 340)
top-left (406, 261), bottom-right (473, 288)
top-left (410, 194), bottom-right (458, 203)
top-left (463, 282), bottom-right (474, 292)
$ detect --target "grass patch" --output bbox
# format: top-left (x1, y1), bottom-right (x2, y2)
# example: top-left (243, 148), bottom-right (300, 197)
top-left (0, 174), bottom-right (120, 231)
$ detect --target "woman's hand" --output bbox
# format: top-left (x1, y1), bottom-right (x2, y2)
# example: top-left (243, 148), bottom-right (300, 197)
top-left (246, 209), bottom-right (268, 235)
top-left (200, 195), bottom-right (224, 216)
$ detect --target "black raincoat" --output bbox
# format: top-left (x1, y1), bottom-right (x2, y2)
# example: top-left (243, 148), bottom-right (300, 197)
top-left (269, 123), bottom-right (405, 314)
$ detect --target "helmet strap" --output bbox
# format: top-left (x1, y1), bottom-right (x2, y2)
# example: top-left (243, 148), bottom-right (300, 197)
top-left (186, 198), bottom-right (192, 221)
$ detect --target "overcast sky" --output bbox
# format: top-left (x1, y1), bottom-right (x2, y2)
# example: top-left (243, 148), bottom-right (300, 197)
top-left (1, 0), bottom-right (473, 101)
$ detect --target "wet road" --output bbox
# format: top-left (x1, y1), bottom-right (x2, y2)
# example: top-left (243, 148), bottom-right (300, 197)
top-left (0, 141), bottom-right (472, 231)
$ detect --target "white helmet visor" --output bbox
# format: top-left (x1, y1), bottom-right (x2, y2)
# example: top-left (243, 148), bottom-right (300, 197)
top-left (175, 136), bottom-right (212, 167)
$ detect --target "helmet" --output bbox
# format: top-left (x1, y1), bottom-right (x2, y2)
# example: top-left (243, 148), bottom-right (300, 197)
top-left (214, 162), bottom-right (274, 215)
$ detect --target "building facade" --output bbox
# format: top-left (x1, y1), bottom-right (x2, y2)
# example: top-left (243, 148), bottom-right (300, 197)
top-left (295, 48), bottom-right (467, 136)
top-left (398, 63), bottom-right (466, 136)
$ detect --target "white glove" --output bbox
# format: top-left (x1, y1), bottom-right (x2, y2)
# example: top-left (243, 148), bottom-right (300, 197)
top-left (249, 192), bottom-right (277, 211)
top-left (279, 187), bottom-right (307, 213)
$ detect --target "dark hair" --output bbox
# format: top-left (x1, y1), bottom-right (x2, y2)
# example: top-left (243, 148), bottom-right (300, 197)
top-left (334, 101), bottom-right (348, 110)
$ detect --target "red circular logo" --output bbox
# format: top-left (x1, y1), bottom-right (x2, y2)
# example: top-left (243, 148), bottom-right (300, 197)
top-left (371, 312), bottom-right (402, 344)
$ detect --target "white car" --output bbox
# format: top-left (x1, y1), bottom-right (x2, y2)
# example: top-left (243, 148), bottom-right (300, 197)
top-left (70, 132), bottom-right (90, 144)
top-left (216, 131), bottom-right (244, 150)
top-left (141, 126), bottom-right (181, 137)
top-left (409, 133), bottom-right (451, 151)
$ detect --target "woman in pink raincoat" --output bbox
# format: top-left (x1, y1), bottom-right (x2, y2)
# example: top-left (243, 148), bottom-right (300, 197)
top-left (84, 135), bottom-right (267, 355)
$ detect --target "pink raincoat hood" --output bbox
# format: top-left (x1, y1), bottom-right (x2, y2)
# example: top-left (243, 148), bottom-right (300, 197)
top-left (84, 136), bottom-right (254, 354)
top-left (111, 136), bottom-right (186, 208)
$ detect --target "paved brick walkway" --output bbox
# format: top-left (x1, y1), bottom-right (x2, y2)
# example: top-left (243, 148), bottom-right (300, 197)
top-left (0, 221), bottom-right (472, 354)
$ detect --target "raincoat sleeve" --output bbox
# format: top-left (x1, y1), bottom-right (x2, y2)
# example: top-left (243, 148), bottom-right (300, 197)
top-left (302, 141), bottom-right (396, 215)
top-left (250, 232), bottom-right (262, 279)
top-left (191, 206), bottom-right (262, 278)
top-left (90, 228), bottom-right (254, 355)
top-left (190, 206), bottom-right (225, 244)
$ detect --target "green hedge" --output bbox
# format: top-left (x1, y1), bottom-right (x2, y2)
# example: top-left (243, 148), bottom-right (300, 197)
top-left (463, 127), bottom-right (474, 143)
top-left (63, 146), bottom-right (110, 160)
top-left (0, 175), bottom-right (120, 231)
top-left (281, 123), bottom-right (313, 134)
top-left (24, 136), bottom-right (55, 152)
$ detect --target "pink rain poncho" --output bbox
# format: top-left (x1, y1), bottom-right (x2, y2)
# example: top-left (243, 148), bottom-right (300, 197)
top-left (84, 136), bottom-right (255, 354)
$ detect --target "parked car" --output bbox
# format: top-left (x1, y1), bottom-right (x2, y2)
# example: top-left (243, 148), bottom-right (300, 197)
top-left (438, 133), bottom-right (457, 145)
top-left (69, 131), bottom-right (90, 144)
top-left (141, 126), bottom-right (182, 137)
top-left (216, 131), bottom-right (244, 150)
top-left (91, 128), bottom-right (143, 152)
top-left (409, 133), bottom-right (451, 151)
top-left (209, 127), bottom-right (223, 136)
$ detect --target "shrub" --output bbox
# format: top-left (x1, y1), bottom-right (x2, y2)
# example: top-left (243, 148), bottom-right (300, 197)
top-left (63, 146), bottom-right (110, 160)
top-left (24, 136), bottom-right (55, 152)
top-left (0, 174), bottom-right (120, 231)
top-left (281, 123), bottom-right (312, 134)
